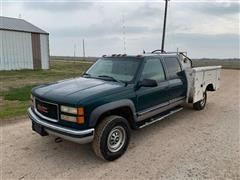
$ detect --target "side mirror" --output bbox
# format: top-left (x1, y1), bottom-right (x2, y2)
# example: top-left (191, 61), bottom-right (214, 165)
top-left (138, 79), bottom-right (158, 88)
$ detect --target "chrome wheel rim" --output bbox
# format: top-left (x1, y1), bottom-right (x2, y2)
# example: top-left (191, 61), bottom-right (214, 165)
top-left (200, 93), bottom-right (206, 107)
top-left (107, 126), bottom-right (126, 153)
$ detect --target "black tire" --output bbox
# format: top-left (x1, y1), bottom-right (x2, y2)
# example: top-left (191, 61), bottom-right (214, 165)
top-left (193, 91), bottom-right (207, 110)
top-left (92, 115), bottom-right (131, 161)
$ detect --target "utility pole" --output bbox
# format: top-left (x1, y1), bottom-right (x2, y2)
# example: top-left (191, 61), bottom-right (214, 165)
top-left (74, 44), bottom-right (76, 57)
top-left (82, 39), bottom-right (85, 59)
top-left (73, 44), bottom-right (76, 64)
top-left (161, 0), bottom-right (170, 53)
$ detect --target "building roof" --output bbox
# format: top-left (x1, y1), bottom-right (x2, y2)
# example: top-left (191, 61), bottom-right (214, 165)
top-left (0, 16), bottom-right (49, 35)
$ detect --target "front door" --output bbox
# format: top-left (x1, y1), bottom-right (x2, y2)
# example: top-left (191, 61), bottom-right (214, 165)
top-left (136, 58), bottom-right (169, 121)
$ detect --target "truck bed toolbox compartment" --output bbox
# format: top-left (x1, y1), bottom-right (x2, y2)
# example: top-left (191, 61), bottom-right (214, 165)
top-left (185, 66), bottom-right (221, 103)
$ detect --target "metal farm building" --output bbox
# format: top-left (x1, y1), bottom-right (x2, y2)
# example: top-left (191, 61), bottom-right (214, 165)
top-left (0, 16), bottom-right (49, 70)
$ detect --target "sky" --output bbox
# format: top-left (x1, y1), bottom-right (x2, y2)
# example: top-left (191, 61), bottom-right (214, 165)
top-left (1, 0), bottom-right (239, 58)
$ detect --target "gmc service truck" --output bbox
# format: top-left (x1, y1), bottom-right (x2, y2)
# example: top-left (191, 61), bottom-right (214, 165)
top-left (28, 51), bottom-right (221, 161)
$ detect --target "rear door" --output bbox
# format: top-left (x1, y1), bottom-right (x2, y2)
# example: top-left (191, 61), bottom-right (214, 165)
top-left (162, 56), bottom-right (187, 102)
top-left (136, 57), bottom-right (169, 120)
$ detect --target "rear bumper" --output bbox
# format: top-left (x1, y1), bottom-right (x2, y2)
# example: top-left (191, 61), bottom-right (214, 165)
top-left (27, 108), bottom-right (94, 144)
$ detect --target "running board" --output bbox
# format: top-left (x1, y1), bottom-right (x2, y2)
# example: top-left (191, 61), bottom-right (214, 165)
top-left (138, 107), bottom-right (183, 129)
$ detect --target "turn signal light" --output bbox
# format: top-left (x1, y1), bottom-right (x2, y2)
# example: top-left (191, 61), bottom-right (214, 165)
top-left (77, 116), bottom-right (84, 124)
top-left (77, 108), bottom-right (84, 116)
top-left (76, 108), bottom-right (84, 124)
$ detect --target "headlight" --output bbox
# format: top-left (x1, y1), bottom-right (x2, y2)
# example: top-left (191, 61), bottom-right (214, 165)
top-left (60, 106), bottom-right (84, 124)
top-left (60, 114), bottom-right (85, 124)
top-left (60, 114), bottom-right (76, 122)
top-left (30, 94), bottom-right (35, 107)
top-left (61, 106), bottom-right (77, 114)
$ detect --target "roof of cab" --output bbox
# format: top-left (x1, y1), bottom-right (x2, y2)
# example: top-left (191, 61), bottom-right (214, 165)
top-left (102, 53), bottom-right (178, 59)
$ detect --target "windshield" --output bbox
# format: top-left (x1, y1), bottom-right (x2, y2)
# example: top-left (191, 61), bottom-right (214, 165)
top-left (86, 58), bottom-right (140, 82)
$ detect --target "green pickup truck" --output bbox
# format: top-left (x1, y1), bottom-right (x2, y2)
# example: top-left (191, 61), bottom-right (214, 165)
top-left (28, 52), bottom-right (221, 161)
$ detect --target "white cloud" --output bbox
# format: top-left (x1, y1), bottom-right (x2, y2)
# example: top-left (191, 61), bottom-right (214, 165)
top-left (1, 0), bottom-right (239, 58)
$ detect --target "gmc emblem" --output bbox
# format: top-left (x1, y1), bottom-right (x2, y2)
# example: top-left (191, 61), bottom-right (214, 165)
top-left (37, 104), bottom-right (48, 113)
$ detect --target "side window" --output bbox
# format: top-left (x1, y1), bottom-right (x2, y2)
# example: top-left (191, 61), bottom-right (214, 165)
top-left (141, 58), bottom-right (166, 82)
top-left (163, 57), bottom-right (182, 79)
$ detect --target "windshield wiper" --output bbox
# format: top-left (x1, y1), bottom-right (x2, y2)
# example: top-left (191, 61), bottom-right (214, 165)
top-left (97, 75), bottom-right (123, 83)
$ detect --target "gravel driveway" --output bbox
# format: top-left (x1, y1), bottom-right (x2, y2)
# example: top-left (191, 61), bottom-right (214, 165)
top-left (1, 70), bottom-right (239, 180)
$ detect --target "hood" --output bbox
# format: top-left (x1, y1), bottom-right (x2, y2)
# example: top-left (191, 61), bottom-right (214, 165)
top-left (32, 77), bottom-right (124, 105)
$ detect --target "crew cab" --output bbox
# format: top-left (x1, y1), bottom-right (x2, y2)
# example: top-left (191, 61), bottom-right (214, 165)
top-left (28, 52), bottom-right (221, 161)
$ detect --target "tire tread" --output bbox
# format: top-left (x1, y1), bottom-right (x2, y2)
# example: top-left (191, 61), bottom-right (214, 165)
top-left (193, 91), bottom-right (207, 110)
top-left (92, 115), bottom-right (126, 160)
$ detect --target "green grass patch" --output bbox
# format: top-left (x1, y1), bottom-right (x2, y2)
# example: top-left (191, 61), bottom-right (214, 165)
top-left (2, 84), bottom-right (37, 101)
top-left (0, 101), bottom-right (30, 119)
top-left (0, 60), bottom-right (93, 120)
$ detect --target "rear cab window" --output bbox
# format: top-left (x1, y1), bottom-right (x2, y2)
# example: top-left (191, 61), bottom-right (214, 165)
top-left (141, 58), bottom-right (166, 82)
top-left (163, 57), bottom-right (182, 79)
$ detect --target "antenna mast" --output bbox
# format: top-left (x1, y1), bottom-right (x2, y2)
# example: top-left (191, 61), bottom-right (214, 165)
top-left (122, 13), bottom-right (126, 54)
top-left (161, 0), bottom-right (170, 52)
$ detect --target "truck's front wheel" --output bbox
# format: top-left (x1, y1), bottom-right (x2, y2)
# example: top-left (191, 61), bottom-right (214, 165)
top-left (193, 91), bottom-right (207, 110)
top-left (92, 115), bottom-right (130, 161)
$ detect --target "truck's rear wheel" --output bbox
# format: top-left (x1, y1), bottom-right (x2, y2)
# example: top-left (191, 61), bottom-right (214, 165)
top-left (92, 115), bottom-right (130, 161)
top-left (193, 91), bottom-right (207, 110)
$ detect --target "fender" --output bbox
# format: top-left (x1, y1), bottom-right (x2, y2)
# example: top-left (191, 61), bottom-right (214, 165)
top-left (88, 99), bottom-right (137, 127)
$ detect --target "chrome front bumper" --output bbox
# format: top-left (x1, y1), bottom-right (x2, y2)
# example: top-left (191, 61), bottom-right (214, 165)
top-left (27, 108), bottom-right (94, 144)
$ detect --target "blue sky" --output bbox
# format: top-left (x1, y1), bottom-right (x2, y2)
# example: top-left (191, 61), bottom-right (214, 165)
top-left (1, 0), bottom-right (239, 58)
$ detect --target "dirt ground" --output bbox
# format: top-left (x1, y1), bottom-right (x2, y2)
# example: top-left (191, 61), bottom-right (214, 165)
top-left (1, 69), bottom-right (239, 180)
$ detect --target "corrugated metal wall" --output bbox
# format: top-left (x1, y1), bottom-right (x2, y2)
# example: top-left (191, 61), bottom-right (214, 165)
top-left (0, 30), bottom-right (33, 70)
top-left (0, 30), bottom-right (3, 70)
top-left (0, 30), bottom-right (49, 70)
top-left (40, 34), bottom-right (49, 69)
